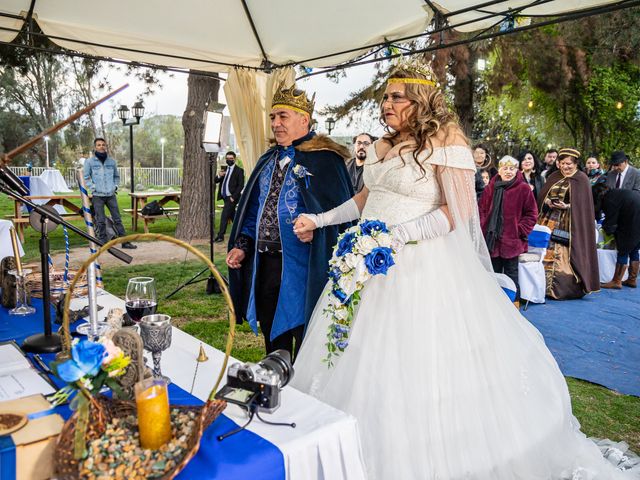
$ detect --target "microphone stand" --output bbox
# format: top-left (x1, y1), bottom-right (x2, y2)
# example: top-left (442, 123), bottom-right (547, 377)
top-left (165, 152), bottom-right (225, 298)
top-left (0, 182), bottom-right (133, 353)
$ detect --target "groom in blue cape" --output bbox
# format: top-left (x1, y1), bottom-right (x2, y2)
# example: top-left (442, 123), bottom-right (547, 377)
top-left (226, 84), bottom-right (354, 358)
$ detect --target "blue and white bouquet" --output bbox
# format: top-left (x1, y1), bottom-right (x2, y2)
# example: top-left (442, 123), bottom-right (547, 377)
top-left (324, 219), bottom-right (397, 366)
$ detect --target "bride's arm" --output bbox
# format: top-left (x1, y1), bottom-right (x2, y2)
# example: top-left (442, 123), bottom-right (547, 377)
top-left (294, 187), bottom-right (368, 235)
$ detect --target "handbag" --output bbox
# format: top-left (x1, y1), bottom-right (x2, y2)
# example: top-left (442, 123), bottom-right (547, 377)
top-left (141, 200), bottom-right (164, 216)
top-left (551, 228), bottom-right (570, 246)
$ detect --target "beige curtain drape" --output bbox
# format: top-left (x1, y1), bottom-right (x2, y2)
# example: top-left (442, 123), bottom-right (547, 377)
top-left (224, 67), bottom-right (294, 174)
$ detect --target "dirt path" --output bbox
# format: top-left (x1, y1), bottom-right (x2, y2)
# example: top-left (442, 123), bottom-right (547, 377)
top-left (49, 238), bottom-right (223, 269)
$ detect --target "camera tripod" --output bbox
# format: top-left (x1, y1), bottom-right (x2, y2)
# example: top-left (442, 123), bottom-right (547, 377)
top-left (217, 403), bottom-right (296, 441)
top-left (166, 152), bottom-right (226, 299)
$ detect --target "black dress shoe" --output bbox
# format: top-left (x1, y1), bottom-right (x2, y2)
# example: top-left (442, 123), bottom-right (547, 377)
top-left (122, 242), bottom-right (137, 249)
top-left (214, 237), bottom-right (224, 243)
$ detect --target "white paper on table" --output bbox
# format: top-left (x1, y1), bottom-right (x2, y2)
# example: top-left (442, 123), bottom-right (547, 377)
top-left (0, 343), bottom-right (56, 401)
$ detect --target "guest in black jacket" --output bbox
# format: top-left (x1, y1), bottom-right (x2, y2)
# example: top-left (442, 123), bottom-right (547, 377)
top-left (593, 179), bottom-right (640, 289)
top-left (518, 150), bottom-right (545, 200)
top-left (214, 151), bottom-right (245, 242)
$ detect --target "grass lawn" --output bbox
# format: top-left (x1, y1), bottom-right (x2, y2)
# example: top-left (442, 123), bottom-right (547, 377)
top-left (3, 191), bottom-right (638, 450)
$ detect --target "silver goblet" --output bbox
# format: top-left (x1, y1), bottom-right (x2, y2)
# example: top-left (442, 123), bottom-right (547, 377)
top-left (139, 314), bottom-right (172, 384)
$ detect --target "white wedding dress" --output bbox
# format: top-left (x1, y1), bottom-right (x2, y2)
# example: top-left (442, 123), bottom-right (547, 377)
top-left (292, 143), bottom-right (639, 479)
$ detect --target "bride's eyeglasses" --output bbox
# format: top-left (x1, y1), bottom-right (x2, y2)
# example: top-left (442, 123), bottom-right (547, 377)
top-left (381, 93), bottom-right (411, 105)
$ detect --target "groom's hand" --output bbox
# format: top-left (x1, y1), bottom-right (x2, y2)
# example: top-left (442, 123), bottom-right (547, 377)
top-left (226, 248), bottom-right (246, 269)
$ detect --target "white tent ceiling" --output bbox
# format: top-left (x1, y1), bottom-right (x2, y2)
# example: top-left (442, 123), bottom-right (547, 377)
top-left (0, 0), bottom-right (625, 73)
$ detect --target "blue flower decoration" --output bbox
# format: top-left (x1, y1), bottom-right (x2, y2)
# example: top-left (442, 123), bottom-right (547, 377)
top-left (332, 287), bottom-right (349, 305)
top-left (364, 247), bottom-right (395, 275)
top-left (360, 219), bottom-right (389, 236)
top-left (336, 340), bottom-right (349, 350)
top-left (328, 267), bottom-right (341, 282)
top-left (335, 324), bottom-right (349, 334)
top-left (57, 339), bottom-right (106, 382)
top-left (336, 232), bottom-right (356, 257)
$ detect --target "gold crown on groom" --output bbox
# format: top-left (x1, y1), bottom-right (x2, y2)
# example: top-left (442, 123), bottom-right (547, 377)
top-left (272, 83), bottom-right (315, 117)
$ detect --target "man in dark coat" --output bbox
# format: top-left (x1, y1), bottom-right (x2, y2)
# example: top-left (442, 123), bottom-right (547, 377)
top-left (345, 133), bottom-right (376, 193)
top-left (593, 180), bottom-right (640, 288)
top-left (605, 150), bottom-right (640, 192)
top-left (214, 150), bottom-right (244, 242)
top-left (479, 156), bottom-right (538, 303)
top-left (226, 84), bottom-right (354, 359)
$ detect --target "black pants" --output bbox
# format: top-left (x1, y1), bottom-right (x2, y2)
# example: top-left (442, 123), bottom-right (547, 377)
top-left (256, 252), bottom-right (304, 360)
top-left (217, 197), bottom-right (236, 238)
top-left (92, 194), bottom-right (126, 243)
top-left (491, 256), bottom-right (520, 301)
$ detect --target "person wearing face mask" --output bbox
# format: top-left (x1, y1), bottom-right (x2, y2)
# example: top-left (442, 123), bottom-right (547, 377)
top-left (537, 148), bottom-right (599, 299)
top-left (214, 151), bottom-right (244, 243)
top-left (226, 84), bottom-right (353, 359)
top-left (585, 155), bottom-right (605, 186)
top-left (345, 133), bottom-right (376, 193)
top-left (82, 137), bottom-right (136, 249)
top-left (479, 155), bottom-right (538, 306)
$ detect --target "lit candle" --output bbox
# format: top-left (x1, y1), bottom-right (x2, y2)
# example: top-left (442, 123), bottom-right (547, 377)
top-left (9, 227), bottom-right (22, 275)
top-left (135, 378), bottom-right (172, 449)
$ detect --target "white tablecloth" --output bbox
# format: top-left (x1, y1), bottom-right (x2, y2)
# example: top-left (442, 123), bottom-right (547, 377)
top-left (0, 219), bottom-right (24, 261)
top-left (21, 176), bottom-right (67, 214)
top-left (69, 292), bottom-right (367, 480)
top-left (39, 168), bottom-right (72, 192)
top-left (597, 249), bottom-right (628, 283)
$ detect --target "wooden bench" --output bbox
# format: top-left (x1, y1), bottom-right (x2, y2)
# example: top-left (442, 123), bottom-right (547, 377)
top-left (5, 213), bottom-right (84, 241)
top-left (123, 207), bottom-right (180, 233)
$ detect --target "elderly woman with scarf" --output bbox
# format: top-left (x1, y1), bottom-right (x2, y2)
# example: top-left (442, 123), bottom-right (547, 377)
top-left (479, 155), bottom-right (538, 305)
top-left (537, 147), bottom-right (600, 299)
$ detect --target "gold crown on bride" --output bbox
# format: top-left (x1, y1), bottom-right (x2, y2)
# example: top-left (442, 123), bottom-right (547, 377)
top-left (272, 83), bottom-right (316, 117)
top-left (388, 58), bottom-right (437, 87)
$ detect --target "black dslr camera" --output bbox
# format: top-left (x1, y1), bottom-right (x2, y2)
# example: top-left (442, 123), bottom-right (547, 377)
top-left (215, 349), bottom-right (294, 413)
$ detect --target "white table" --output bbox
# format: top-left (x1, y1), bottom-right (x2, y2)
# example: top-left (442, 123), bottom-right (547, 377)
top-left (39, 168), bottom-right (72, 192)
top-left (597, 249), bottom-right (629, 283)
top-left (0, 219), bottom-right (24, 261)
top-left (69, 292), bottom-right (367, 480)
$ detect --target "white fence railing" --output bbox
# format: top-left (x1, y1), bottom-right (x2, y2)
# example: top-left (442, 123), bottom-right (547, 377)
top-left (8, 167), bottom-right (182, 188)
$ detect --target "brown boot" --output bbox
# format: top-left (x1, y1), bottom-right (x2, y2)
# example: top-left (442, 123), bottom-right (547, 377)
top-left (622, 261), bottom-right (639, 288)
top-left (601, 263), bottom-right (628, 289)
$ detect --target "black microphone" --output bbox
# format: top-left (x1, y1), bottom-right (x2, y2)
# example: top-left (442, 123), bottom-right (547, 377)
top-left (0, 163), bottom-right (29, 196)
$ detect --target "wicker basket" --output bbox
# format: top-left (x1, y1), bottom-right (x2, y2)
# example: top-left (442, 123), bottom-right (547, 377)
top-left (27, 268), bottom-right (89, 299)
top-left (54, 233), bottom-right (237, 479)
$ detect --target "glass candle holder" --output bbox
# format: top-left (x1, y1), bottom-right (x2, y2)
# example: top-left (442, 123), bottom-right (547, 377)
top-left (135, 377), bottom-right (172, 449)
top-left (8, 269), bottom-right (35, 316)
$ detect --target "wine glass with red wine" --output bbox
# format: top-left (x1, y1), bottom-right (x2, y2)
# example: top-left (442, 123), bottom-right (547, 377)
top-left (125, 277), bottom-right (157, 323)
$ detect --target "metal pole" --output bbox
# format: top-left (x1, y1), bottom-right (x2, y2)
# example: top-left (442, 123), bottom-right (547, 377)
top-left (45, 137), bottom-right (49, 168)
top-left (129, 123), bottom-right (134, 210)
top-left (161, 140), bottom-right (165, 186)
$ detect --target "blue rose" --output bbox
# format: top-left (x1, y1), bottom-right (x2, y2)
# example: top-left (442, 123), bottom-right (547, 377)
top-left (364, 247), bottom-right (395, 275)
top-left (57, 339), bottom-right (106, 382)
top-left (328, 267), bottom-right (341, 282)
top-left (360, 219), bottom-right (389, 236)
top-left (335, 232), bottom-right (356, 257)
top-left (332, 287), bottom-right (349, 305)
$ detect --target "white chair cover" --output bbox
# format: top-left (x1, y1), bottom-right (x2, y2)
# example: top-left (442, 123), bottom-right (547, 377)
top-left (518, 224), bottom-right (551, 304)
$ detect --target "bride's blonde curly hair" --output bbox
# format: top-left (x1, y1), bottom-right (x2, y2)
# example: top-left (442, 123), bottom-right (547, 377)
top-left (380, 65), bottom-right (463, 176)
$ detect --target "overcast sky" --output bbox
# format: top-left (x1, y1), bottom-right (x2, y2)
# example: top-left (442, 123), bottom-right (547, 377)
top-left (94, 62), bottom-right (384, 138)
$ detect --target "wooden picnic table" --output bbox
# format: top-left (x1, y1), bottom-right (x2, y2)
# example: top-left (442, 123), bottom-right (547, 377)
top-left (9, 194), bottom-right (84, 241)
top-left (126, 190), bottom-right (181, 233)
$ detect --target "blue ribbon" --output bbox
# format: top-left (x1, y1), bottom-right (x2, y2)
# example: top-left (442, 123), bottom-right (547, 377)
top-left (0, 436), bottom-right (16, 480)
top-left (277, 145), bottom-right (295, 161)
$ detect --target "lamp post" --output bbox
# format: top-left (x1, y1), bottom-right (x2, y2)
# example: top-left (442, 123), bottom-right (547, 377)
top-left (160, 137), bottom-right (166, 186)
top-left (325, 117), bottom-right (336, 135)
top-left (311, 119), bottom-right (318, 131)
top-left (117, 101), bottom-right (145, 209)
top-left (44, 135), bottom-right (50, 168)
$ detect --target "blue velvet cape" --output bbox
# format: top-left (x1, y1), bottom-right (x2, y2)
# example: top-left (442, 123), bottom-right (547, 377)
top-left (228, 132), bottom-right (354, 340)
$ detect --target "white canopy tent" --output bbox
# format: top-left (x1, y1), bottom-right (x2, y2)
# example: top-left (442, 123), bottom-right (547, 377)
top-left (0, 0), bottom-right (626, 170)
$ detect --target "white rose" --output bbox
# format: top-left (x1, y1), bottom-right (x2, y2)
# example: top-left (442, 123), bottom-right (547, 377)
top-left (344, 252), bottom-right (359, 270)
top-left (355, 258), bottom-right (371, 283)
top-left (375, 232), bottom-right (393, 248)
top-left (333, 307), bottom-right (348, 321)
top-left (355, 235), bottom-right (377, 255)
top-left (338, 272), bottom-right (357, 296)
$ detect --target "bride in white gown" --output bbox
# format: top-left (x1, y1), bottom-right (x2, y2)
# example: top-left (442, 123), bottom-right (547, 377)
top-left (290, 63), bottom-right (639, 479)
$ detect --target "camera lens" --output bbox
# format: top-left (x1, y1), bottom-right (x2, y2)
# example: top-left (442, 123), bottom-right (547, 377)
top-left (237, 365), bottom-right (254, 383)
top-left (259, 349), bottom-right (294, 388)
